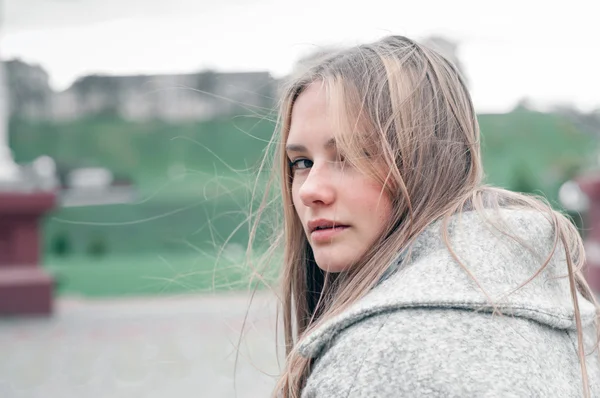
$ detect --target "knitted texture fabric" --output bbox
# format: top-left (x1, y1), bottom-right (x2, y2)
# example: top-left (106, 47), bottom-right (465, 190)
top-left (298, 209), bottom-right (600, 397)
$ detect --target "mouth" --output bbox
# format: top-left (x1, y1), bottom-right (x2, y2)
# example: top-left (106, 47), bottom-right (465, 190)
top-left (308, 219), bottom-right (350, 233)
top-left (307, 219), bottom-right (350, 243)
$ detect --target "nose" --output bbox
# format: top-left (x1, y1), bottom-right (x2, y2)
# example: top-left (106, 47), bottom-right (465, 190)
top-left (298, 164), bottom-right (335, 207)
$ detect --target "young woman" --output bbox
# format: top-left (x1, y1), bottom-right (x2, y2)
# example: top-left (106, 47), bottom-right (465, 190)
top-left (252, 35), bottom-right (600, 397)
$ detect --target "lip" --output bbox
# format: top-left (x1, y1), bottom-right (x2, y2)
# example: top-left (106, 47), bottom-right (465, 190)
top-left (307, 218), bottom-right (350, 244)
top-left (307, 218), bottom-right (350, 233)
top-left (310, 225), bottom-right (349, 243)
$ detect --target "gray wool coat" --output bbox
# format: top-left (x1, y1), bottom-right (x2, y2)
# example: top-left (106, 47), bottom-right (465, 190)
top-left (298, 209), bottom-right (600, 397)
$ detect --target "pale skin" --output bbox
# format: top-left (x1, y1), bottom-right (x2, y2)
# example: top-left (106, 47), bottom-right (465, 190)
top-left (286, 82), bottom-right (393, 272)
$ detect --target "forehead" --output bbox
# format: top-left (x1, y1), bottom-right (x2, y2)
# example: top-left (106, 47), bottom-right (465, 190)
top-left (287, 83), bottom-right (332, 145)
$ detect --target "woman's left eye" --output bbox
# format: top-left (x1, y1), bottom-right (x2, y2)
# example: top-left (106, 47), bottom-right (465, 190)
top-left (289, 158), bottom-right (313, 171)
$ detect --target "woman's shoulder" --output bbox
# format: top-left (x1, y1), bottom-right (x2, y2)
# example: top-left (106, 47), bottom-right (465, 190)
top-left (302, 307), bottom-right (597, 398)
top-left (299, 208), bottom-right (599, 396)
top-left (299, 209), bottom-right (597, 359)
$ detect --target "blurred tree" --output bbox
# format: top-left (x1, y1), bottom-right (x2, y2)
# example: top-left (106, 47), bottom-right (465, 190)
top-left (87, 235), bottom-right (108, 258)
top-left (50, 232), bottom-right (72, 257)
top-left (511, 163), bottom-right (538, 194)
top-left (553, 104), bottom-right (600, 136)
top-left (513, 97), bottom-right (534, 112)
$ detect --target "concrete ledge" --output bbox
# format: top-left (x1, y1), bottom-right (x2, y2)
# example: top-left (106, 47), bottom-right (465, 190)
top-left (0, 266), bottom-right (53, 315)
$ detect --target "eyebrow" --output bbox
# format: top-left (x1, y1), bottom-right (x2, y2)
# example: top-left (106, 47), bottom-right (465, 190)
top-left (285, 138), bottom-right (336, 153)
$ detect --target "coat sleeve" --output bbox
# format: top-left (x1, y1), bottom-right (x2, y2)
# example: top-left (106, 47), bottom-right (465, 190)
top-left (301, 308), bottom-right (593, 398)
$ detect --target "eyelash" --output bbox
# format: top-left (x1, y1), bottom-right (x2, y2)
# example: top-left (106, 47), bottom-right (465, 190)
top-left (288, 152), bottom-right (349, 174)
top-left (289, 158), bottom-right (313, 171)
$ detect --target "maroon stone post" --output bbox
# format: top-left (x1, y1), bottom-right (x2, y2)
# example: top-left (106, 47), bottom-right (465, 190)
top-left (0, 191), bottom-right (56, 315)
top-left (576, 174), bottom-right (600, 294)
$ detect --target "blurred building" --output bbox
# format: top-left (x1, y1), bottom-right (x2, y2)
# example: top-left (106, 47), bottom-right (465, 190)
top-left (5, 59), bottom-right (277, 122)
top-left (4, 59), bottom-right (53, 120)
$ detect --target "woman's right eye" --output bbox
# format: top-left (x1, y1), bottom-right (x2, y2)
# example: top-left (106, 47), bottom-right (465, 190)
top-left (289, 158), bottom-right (313, 171)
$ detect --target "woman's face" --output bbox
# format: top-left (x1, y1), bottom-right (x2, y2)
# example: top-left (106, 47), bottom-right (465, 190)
top-left (287, 82), bottom-right (393, 273)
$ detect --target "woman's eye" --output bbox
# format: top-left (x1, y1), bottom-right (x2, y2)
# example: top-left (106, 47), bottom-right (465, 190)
top-left (289, 158), bottom-right (313, 171)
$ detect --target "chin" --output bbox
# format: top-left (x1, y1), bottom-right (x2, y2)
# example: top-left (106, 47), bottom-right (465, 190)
top-left (313, 252), bottom-right (354, 273)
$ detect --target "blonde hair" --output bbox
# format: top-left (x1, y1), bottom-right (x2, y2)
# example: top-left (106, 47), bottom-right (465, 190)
top-left (247, 35), bottom-right (600, 397)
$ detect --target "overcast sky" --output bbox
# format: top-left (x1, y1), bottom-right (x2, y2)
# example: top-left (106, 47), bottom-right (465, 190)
top-left (2, 0), bottom-right (599, 113)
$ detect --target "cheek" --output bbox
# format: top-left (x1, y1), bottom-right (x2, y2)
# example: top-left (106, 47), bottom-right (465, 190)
top-left (290, 183), bottom-right (304, 217)
top-left (353, 181), bottom-right (392, 224)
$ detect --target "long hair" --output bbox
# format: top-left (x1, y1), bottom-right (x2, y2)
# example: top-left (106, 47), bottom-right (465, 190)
top-left (248, 35), bottom-right (600, 398)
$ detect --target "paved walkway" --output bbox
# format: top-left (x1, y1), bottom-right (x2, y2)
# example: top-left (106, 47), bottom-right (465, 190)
top-left (0, 292), bottom-right (281, 398)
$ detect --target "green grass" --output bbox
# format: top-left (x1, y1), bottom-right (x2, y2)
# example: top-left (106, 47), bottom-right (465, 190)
top-left (9, 115), bottom-right (276, 190)
top-left (479, 110), bottom-right (597, 202)
top-left (44, 250), bottom-right (275, 298)
top-left (12, 109), bottom-right (599, 297)
top-left (44, 173), bottom-right (265, 255)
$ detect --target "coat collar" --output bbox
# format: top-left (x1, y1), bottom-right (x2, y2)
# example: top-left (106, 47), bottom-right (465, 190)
top-left (298, 209), bottom-right (597, 358)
